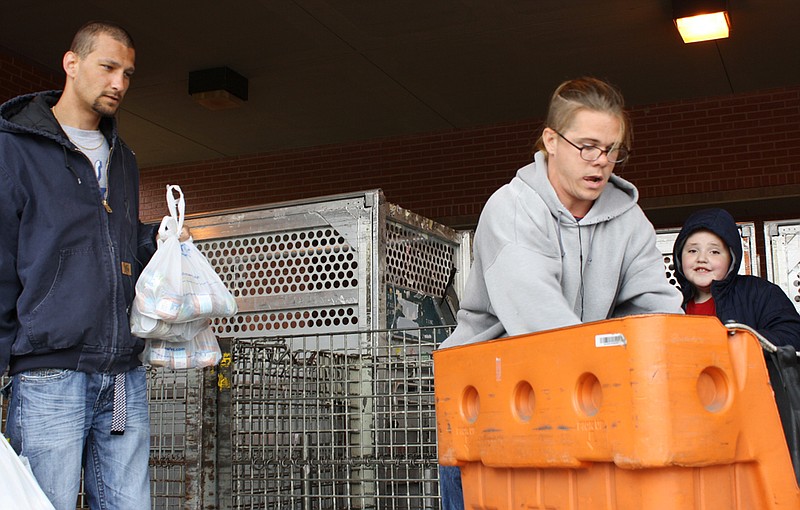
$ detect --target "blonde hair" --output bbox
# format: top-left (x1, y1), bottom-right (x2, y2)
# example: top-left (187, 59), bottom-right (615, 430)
top-left (534, 77), bottom-right (631, 157)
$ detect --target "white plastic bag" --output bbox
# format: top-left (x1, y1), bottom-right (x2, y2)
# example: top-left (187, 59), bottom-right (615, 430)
top-left (0, 437), bottom-right (56, 510)
top-left (171, 238), bottom-right (238, 322)
top-left (142, 326), bottom-right (222, 369)
top-left (131, 185), bottom-right (237, 338)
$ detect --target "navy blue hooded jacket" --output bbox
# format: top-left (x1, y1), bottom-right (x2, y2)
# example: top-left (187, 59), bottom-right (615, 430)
top-left (673, 208), bottom-right (800, 350)
top-left (0, 91), bottom-right (158, 375)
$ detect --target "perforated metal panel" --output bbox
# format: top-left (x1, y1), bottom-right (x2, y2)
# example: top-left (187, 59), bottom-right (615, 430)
top-left (179, 190), bottom-right (465, 509)
top-left (386, 222), bottom-right (453, 298)
top-left (199, 230), bottom-right (361, 337)
top-left (765, 220), bottom-right (800, 313)
top-left (184, 190), bottom-right (465, 337)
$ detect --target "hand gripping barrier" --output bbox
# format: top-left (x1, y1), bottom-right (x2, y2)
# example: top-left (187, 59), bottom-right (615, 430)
top-left (434, 314), bottom-right (800, 509)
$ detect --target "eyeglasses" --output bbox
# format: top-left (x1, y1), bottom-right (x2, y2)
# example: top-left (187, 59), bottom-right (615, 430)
top-left (553, 130), bottom-right (630, 164)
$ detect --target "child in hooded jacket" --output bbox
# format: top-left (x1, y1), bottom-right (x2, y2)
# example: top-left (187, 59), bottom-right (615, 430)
top-left (673, 207), bottom-right (800, 349)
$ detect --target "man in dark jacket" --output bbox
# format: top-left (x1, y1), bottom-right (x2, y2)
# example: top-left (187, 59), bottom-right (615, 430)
top-left (0, 21), bottom-right (156, 509)
top-left (673, 207), bottom-right (800, 349)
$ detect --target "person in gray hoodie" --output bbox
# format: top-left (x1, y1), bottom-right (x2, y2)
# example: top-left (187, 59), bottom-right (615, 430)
top-left (440, 77), bottom-right (683, 349)
top-left (437, 77), bottom-right (683, 509)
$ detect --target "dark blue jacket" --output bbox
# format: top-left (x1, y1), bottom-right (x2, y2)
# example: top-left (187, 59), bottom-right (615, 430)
top-left (0, 91), bottom-right (157, 374)
top-left (673, 208), bottom-right (800, 349)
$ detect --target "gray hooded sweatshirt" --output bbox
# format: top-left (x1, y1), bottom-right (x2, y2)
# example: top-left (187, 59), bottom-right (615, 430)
top-left (440, 151), bottom-right (683, 348)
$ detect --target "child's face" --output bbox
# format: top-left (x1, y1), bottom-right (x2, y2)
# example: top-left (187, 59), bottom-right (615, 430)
top-left (681, 230), bottom-right (732, 295)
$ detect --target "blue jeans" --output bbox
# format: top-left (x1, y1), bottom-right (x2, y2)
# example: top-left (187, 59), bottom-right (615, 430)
top-left (439, 465), bottom-right (465, 510)
top-left (5, 367), bottom-right (151, 510)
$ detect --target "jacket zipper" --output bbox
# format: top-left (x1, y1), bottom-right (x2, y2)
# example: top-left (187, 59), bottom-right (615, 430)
top-left (102, 144), bottom-right (113, 212)
top-left (72, 142), bottom-right (120, 370)
top-left (72, 144), bottom-right (114, 213)
top-left (105, 144), bottom-right (119, 369)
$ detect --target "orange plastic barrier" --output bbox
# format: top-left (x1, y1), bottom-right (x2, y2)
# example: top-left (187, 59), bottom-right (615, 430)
top-left (434, 314), bottom-right (800, 509)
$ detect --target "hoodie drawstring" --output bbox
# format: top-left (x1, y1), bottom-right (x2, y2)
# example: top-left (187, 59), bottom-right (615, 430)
top-left (577, 222), bottom-right (585, 321)
top-left (555, 211), bottom-right (590, 321)
top-left (61, 145), bottom-right (82, 185)
top-left (555, 210), bottom-right (566, 257)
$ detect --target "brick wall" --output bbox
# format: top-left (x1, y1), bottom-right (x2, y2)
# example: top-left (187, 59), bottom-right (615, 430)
top-left (2, 45), bottom-right (798, 230)
top-left (0, 48), bottom-right (60, 102)
top-left (140, 86), bottom-right (800, 228)
top-left (628, 90), bottom-right (800, 198)
top-left (138, 122), bottom-right (540, 226)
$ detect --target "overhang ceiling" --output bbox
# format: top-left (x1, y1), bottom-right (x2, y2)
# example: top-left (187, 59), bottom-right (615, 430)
top-left (2, 1), bottom-right (798, 169)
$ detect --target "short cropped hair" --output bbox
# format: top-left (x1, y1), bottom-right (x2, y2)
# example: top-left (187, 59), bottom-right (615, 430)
top-left (70, 20), bottom-right (135, 58)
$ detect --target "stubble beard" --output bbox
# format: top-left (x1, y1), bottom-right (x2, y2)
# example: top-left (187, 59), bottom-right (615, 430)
top-left (92, 96), bottom-right (121, 118)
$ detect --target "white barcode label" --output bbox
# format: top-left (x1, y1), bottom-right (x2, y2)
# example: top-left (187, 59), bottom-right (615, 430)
top-left (595, 333), bottom-right (626, 348)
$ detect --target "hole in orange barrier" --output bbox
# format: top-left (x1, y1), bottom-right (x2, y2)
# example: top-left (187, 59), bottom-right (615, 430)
top-left (575, 373), bottom-right (602, 417)
top-left (697, 366), bottom-right (730, 412)
top-left (512, 381), bottom-right (535, 422)
top-left (461, 385), bottom-right (480, 424)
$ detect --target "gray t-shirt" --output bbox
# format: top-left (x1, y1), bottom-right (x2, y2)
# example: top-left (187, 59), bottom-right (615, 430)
top-left (62, 125), bottom-right (110, 199)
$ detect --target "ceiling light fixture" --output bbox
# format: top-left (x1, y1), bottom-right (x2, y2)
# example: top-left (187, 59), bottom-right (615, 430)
top-left (188, 67), bottom-right (249, 111)
top-left (673, 0), bottom-right (730, 44)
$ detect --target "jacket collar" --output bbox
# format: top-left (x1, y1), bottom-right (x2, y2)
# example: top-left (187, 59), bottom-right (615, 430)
top-left (1, 90), bottom-right (118, 147)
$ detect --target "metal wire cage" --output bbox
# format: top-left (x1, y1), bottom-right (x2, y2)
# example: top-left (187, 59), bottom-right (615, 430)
top-left (147, 189), bottom-right (468, 509)
top-left (230, 327), bottom-right (451, 510)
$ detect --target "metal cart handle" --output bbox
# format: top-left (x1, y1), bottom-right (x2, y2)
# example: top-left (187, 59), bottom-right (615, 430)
top-left (724, 321), bottom-right (800, 358)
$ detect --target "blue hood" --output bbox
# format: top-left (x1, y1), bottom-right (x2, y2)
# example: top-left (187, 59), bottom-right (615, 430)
top-left (672, 208), bottom-right (742, 304)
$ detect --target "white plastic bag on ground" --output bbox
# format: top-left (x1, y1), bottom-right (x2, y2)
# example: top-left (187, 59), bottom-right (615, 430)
top-left (0, 437), bottom-right (56, 510)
